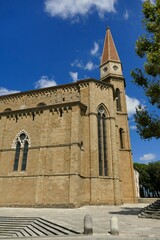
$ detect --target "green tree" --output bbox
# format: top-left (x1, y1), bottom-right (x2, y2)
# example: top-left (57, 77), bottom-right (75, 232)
top-left (134, 163), bottom-right (152, 190)
top-left (134, 161), bottom-right (160, 197)
top-left (131, 0), bottom-right (160, 140)
top-left (148, 161), bottom-right (160, 194)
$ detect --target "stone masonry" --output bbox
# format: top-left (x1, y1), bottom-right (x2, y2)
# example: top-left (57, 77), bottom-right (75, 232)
top-left (0, 28), bottom-right (137, 207)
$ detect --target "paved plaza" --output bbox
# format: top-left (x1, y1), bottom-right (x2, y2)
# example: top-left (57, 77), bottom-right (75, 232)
top-left (0, 203), bottom-right (159, 240)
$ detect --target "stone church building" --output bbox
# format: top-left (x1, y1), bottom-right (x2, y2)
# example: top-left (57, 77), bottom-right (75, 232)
top-left (0, 29), bottom-right (136, 207)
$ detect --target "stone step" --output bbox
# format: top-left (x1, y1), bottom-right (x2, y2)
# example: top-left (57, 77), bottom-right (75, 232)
top-left (38, 217), bottom-right (79, 234)
top-left (0, 217), bottom-right (81, 238)
top-left (138, 200), bottom-right (160, 219)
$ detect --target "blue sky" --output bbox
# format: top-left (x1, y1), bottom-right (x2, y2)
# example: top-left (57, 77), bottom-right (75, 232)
top-left (0, 0), bottom-right (159, 163)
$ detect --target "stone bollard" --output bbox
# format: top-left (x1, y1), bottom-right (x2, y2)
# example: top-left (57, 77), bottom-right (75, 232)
top-left (110, 216), bottom-right (119, 235)
top-left (84, 214), bottom-right (93, 235)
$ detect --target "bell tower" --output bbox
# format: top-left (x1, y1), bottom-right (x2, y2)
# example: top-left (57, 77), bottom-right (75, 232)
top-left (100, 27), bottom-right (127, 113)
top-left (99, 27), bottom-right (137, 203)
top-left (100, 27), bottom-right (123, 81)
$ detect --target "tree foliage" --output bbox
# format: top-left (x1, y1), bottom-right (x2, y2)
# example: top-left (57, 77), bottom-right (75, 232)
top-left (147, 161), bottom-right (160, 192)
top-left (134, 161), bottom-right (160, 196)
top-left (134, 163), bottom-right (152, 190)
top-left (131, 0), bottom-right (160, 140)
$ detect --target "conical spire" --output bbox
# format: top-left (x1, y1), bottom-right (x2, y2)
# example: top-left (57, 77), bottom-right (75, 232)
top-left (101, 27), bottom-right (120, 65)
top-left (100, 27), bottom-right (123, 80)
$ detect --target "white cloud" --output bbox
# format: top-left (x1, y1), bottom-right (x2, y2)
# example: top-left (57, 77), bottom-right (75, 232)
top-left (141, 0), bottom-right (156, 4)
top-left (130, 125), bottom-right (137, 130)
top-left (71, 59), bottom-right (98, 71)
top-left (85, 61), bottom-right (98, 71)
top-left (123, 10), bottom-right (129, 20)
top-left (0, 87), bottom-right (20, 96)
top-left (71, 16), bottom-right (80, 24)
top-left (140, 153), bottom-right (156, 161)
top-left (44, 0), bottom-right (117, 20)
top-left (34, 76), bottom-right (57, 89)
top-left (71, 59), bottom-right (84, 68)
top-left (126, 95), bottom-right (144, 117)
top-left (69, 71), bottom-right (78, 82)
top-left (91, 42), bottom-right (99, 56)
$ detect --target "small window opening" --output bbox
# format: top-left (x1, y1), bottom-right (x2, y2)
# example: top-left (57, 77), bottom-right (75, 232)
top-left (116, 88), bottom-right (121, 111)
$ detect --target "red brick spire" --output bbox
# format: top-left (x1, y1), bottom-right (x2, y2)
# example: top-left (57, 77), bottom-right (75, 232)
top-left (101, 27), bottom-right (120, 65)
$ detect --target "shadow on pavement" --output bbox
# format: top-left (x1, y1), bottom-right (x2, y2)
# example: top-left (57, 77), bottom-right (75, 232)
top-left (109, 207), bottom-right (142, 216)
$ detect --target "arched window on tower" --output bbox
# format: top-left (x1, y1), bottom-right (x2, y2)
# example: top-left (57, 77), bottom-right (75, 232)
top-left (119, 128), bottom-right (124, 149)
top-left (13, 132), bottom-right (29, 171)
top-left (97, 106), bottom-right (108, 176)
top-left (115, 88), bottom-right (121, 111)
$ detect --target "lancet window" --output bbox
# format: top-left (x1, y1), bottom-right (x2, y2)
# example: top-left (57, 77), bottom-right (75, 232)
top-left (119, 128), bottom-right (124, 149)
top-left (115, 88), bottom-right (121, 111)
top-left (97, 106), bottom-right (108, 176)
top-left (13, 132), bottom-right (29, 171)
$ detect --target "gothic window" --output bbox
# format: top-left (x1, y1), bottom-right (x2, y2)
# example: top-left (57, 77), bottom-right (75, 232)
top-left (13, 131), bottom-right (29, 171)
top-left (13, 142), bottom-right (20, 171)
top-left (21, 141), bottom-right (29, 171)
top-left (116, 88), bottom-right (121, 111)
top-left (119, 128), bottom-right (124, 149)
top-left (97, 106), bottom-right (108, 176)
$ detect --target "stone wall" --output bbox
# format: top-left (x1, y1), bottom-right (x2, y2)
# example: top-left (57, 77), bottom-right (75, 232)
top-left (0, 79), bottom-right (136, 207)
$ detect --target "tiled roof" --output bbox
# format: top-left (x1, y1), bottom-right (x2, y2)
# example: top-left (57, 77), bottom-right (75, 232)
top-left (101, 27), bottom-right (120, 64)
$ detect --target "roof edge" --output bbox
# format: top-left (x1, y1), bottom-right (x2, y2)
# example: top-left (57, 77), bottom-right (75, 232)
top-left (0, 78), bottom-right (114, 99)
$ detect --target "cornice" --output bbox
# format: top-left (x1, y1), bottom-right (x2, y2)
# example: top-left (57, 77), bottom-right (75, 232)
top-left (0, 78), bottom-right (114, 102)
top-left (0, 101), bottom-right (87, 118)
top-left (100, 74), bottom-right (126, 87)
top-left (100, 59), bottom-right (121, 68)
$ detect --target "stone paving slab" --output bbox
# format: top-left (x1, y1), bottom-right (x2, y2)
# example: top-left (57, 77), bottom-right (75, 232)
top-left (0, 204), bottom-right (160, 240)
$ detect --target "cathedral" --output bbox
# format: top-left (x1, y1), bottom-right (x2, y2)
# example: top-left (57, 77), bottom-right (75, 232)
top-left (0, 28), bottom-right (137, 207)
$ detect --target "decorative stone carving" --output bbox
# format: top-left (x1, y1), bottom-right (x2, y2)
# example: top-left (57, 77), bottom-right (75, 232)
top-left (12, 130), bottom-right (31, 149)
